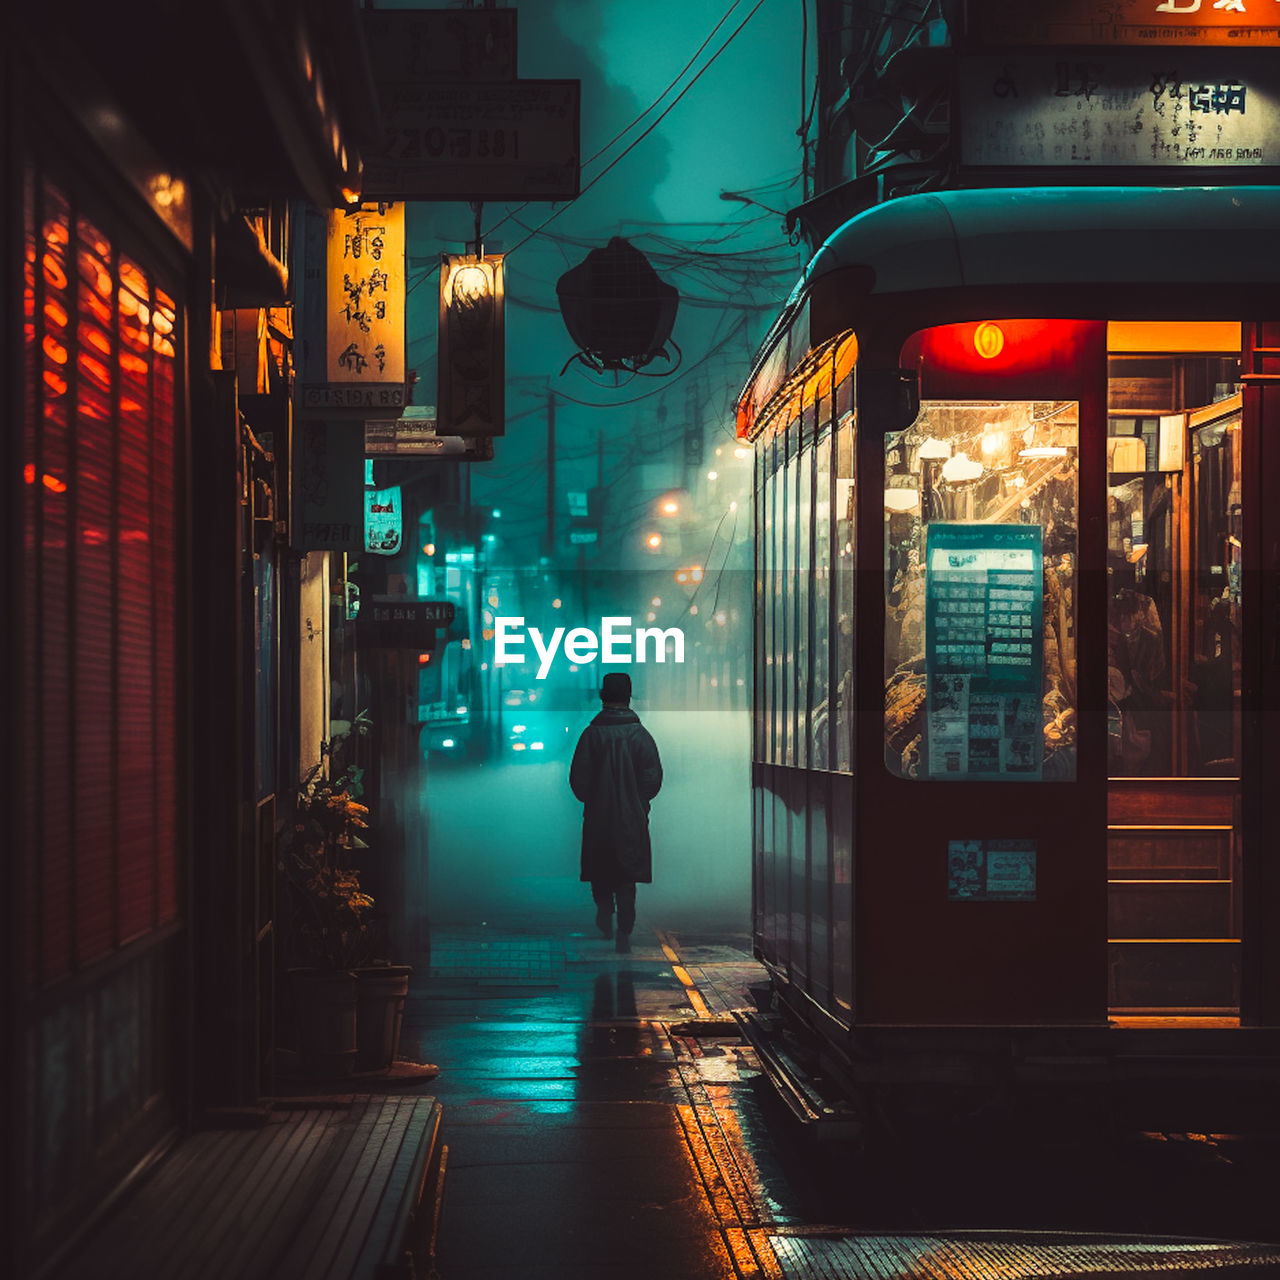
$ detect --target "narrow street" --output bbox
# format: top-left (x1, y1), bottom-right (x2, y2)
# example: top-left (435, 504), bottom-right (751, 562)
top-left (271, 918), bottom-right (1280, 1279)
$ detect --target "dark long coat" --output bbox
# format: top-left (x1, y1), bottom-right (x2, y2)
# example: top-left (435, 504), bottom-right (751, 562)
top-left (569, 707), bottom-right (663, 884)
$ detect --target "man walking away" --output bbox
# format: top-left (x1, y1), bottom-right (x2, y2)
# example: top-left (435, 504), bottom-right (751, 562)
top-left (569, 672), bottom-right (663, 953)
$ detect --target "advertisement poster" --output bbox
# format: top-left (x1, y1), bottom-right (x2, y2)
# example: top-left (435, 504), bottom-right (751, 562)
top-left (947, 839), bottom-right (1038, 901)
top-left (925, 523), bottom-right (1043, 780)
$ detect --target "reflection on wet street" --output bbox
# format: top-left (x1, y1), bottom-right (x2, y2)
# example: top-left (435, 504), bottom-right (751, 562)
top-left (400, 921), bottom-right (1280, 1280)
top-left (401, 927), bottom-right (746, 1279)
top-left (406, 726), bottom-right (1280, 1278)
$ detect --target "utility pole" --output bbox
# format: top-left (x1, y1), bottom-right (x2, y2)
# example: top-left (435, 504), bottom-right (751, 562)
top-left (545, 378), bottom-right (555, 558)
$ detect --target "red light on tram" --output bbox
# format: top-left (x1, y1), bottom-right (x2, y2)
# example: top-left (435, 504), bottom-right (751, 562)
top-left (973, 322), bottom-right (1004, 359)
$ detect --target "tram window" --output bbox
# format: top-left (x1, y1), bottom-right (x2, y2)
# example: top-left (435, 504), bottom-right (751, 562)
top-left (834, 409), bottom-right (855, 775)
top-left (811, 416), bottom-right (833, 772)
top-left (883, 401), bottom-right (1079, 781)
top-left (1104, 390), bottom-right (1243, 778)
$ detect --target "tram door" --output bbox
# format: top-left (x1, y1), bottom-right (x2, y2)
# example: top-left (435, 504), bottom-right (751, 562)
top-left (1105, 327), bottom-right (1244, 1017)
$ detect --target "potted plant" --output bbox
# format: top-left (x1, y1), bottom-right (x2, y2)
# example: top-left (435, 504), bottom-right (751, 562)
top-left (280, 716), bottom-right (375, 1079)
top-left (279, 713), bottom-right (414, 1076)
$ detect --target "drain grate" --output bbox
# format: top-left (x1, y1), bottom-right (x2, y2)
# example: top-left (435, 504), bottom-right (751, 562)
top-left (768, 1232), bottom-right (1280, 1278)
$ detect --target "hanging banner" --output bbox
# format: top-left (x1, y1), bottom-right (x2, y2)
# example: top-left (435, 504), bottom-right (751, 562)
top-left (364, 484), bottom-right (403, 557)
top-left (438, 253), bottom-right (506, 437)
top-left (924, 523), bottom-right (1044, 780)
top-left (959, 52), bottom-right (1280, 168)
top-left (325, 202), bottom-right (406, 389)
top-left (293, 419), bottom-right (364, 551)
top-left (969, 0), bottom-right (1280, 47)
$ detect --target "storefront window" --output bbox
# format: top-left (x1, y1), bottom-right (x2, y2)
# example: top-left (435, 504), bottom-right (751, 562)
top-left (884, 401), bottom-right (1079, 781)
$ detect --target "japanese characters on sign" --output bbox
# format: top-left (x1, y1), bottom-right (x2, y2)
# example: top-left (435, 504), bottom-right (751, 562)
top-left (924, 523), bottom-right (1044, 781)
top-left (959, 52), bottom-right (1278, 167)
top-left (326, 202), bottom-right (406, 387)
top-left (970, 0), bottom-right (1280, 46)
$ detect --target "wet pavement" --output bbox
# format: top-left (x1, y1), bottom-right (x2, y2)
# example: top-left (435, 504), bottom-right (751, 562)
top-left (398, 925), bottom-right (756, 1279)
top-left (277, 918), bottom-right (1280, 1278)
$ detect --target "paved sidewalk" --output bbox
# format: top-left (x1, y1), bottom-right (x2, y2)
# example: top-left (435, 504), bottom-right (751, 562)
top-left (282, 922), bottom-right (1280, 1279)
top-left (399, 924), bottom-right (767, 1280)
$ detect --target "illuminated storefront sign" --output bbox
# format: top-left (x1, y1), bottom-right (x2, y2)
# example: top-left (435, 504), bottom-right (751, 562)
top-left (364, 484), bottom-right (403, 556)
top-left (325, 201), bottom-right (406, 388)
top-left (960, 51), bottom-right (1280, 167)
top-left (971, 0), bottom-right (1280, 46)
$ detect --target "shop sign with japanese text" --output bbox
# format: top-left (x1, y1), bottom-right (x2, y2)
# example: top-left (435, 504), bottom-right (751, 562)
top-left (358, 598), bottom-right (456, 649)
top-left (960, 52), bottom-right (1280, 167)
top-left (365, 484), bottom-right (403, 557)
top-left (970, 0), bottom-right (1280, 47)
top-left (325, 202), bottom-right (406, 388)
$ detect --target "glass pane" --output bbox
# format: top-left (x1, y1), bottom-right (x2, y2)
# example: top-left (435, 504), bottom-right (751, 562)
top-left (1188, 409), bottom-right (1242, 775)
top-left (808, 771), bottom-right (830, 1008)
top-left (812, 415), bottom-right (832, 770)
top-left (795, 419), bottom-right (812, 770)
top-left (834, 403), bottom-right (855, 774)
top-left (778, 440), bottom-right (788, 762)
top-left (831, 772), bottom-right (854, 1018)
top-left (884, 401), bottom-right (1080, 781)
top-left (1105, 397), bottom-right (1243, 778)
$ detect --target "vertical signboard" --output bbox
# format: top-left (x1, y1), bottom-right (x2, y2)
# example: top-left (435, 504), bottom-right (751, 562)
top-left (326, 202), bottom-right (406, 387)
top-left (924, 522), bottom-right (1044, 780)
top-left (438, 253), bottom-right (506, 436)
top-left (294, 419), bottom-right (364, 551)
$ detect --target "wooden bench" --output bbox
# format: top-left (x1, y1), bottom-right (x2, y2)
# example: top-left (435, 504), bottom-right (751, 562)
top-left (53, 1095), bottom-right (446, 1280)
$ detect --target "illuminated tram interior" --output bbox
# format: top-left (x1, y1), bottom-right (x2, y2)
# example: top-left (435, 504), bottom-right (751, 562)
top-left (881, 323), bottom-right (1244, 1020)
top-left (751, 319), bottom-right (1245, 1031)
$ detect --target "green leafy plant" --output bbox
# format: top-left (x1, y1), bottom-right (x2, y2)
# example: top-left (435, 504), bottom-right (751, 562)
top-left (280, 712), bottom-right (384, 971)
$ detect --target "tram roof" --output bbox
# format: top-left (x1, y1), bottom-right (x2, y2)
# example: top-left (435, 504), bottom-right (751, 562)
top-left (736, 184), bottom-right (1280, 436)
top-left (801, 184), bottom-right (1280, 299)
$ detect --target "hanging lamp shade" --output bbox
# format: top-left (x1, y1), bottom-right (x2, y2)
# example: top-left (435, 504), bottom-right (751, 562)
top-left (556, 237), bottom-right (679, 373)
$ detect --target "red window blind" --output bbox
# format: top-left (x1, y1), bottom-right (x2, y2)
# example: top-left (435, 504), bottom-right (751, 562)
top-left (22, 168), bottom-right (182, 987)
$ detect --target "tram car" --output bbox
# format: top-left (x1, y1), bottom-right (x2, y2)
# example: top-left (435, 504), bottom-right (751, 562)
top-left (733, 185), bottom-right (1280, 1131)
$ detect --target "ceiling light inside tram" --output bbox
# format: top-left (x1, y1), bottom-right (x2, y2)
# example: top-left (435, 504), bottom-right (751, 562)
top-left (942, 452), bottom-right (985, 483)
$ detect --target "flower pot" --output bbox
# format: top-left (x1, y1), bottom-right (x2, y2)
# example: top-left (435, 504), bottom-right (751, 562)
top-left (354, 965), bottom-right (412, 1072)
top-left (290, 969), bottom-right (358, 1080)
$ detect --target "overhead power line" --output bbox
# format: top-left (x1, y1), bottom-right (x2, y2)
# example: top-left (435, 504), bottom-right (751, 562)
top-left (501, 0), bottom-right (772, 260)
